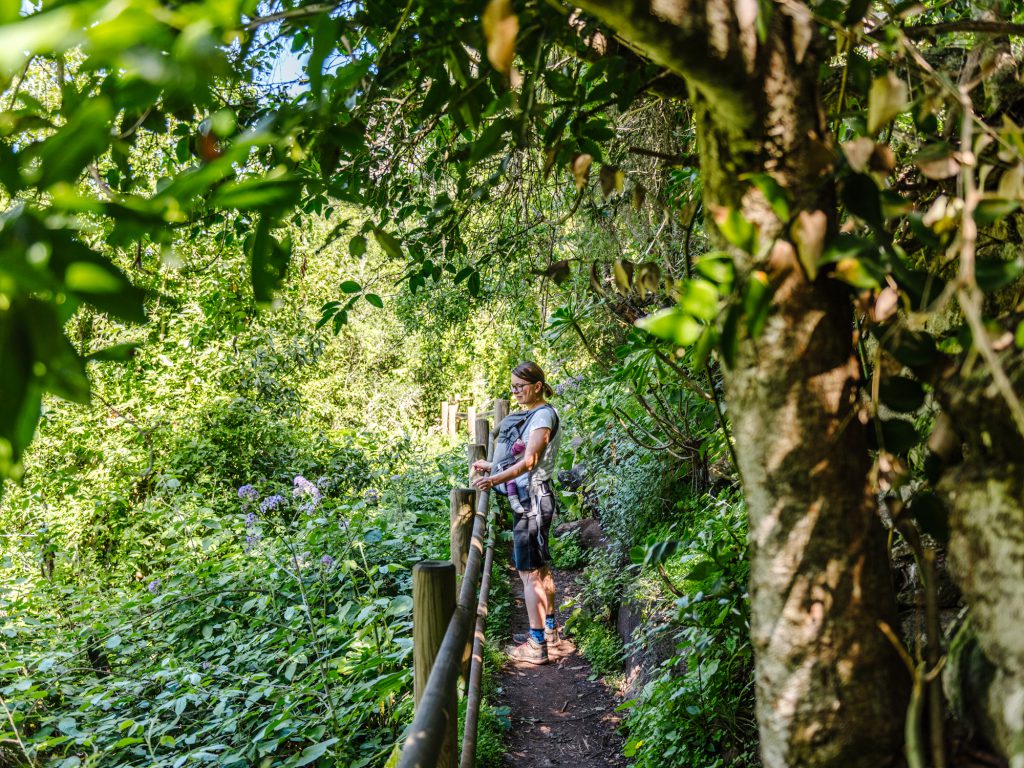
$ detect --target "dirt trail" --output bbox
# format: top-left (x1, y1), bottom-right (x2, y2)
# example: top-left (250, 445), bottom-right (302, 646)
top-left (496, 564), bottom-right (628, 768)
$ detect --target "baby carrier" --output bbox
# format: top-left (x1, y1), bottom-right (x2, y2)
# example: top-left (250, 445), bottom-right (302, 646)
top-left (490, 404), bottom-right (559, 498)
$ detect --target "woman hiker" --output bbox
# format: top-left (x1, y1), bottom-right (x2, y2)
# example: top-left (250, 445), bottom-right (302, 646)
top-left (471, 361), bottom-right (561, 665)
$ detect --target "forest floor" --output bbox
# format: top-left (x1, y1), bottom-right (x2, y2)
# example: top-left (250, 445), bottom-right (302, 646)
top-left (496, 564), bottom-right (629, 768)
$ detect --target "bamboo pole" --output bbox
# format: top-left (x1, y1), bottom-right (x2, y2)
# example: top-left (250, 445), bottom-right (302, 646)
top-left (412, 561), bottom-right (457, 768)
top-left (450, 489), bottom-right (475, 579)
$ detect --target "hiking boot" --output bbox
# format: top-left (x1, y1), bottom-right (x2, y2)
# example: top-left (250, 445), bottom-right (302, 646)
top-left (506, 636), bottom-right (549, 665)
top-left (513, 627), bottom-right (560, 645)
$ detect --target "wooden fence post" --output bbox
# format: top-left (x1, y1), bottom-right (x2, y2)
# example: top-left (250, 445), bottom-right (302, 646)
top-left (468, 444), bottom-right (486, 486)
top-left (472, 417), bottom-right (489, 449)
top-left (441, 400), bottom-right (450, 435)
top-left (448, 402), bottom-right (460, 437)
top-left (492, 399), bottom-right (509, 454)
top-left (413, 560), bottom-right (457, 768)
top-left (449, 488), bottom-right (475, 579)
top-left (466, 405), bottom-right (476, 436)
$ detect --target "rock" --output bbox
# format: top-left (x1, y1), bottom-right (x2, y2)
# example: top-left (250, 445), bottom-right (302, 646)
top-left (553, 518), bottom-right (607, 549)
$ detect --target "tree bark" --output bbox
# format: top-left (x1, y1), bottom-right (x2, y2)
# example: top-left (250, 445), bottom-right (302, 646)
top-left (573, 2), bottom-right (909, 765)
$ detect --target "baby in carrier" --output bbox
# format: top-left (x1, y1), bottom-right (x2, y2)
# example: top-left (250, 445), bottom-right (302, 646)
top-left (504, 440), bottom-right (529, 515)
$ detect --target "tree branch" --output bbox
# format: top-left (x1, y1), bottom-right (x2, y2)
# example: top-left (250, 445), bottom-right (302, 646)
top-left (627, 146), bottom-right (699, 166)
top-left (896, 20), bottom-right (1024, 40)
top-left (572, 0), bottom-right (752, 127)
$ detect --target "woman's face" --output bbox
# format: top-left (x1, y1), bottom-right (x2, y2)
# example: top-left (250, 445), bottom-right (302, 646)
top-left (510, 374), bottom-right (540, 406)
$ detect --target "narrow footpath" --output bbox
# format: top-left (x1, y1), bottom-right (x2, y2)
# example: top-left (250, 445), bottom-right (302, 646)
top-left (496, 564), bottom-right (628, 768)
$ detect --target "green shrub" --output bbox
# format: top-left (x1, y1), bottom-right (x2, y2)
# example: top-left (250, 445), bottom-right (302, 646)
top-left (550, 529), bottom-right (588, 569)
top-left (621, 491), bottom-right (757, 767)
top-left (564, 609), bottom-right (624, 679)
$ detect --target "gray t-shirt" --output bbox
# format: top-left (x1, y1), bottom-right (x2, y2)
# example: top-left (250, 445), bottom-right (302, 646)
top-left (514, 404), bottom-right (560, 494)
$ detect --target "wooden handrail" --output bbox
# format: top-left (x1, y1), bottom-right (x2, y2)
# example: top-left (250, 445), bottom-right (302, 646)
top-left (459, 511), bottom-right (497, 768)
top-left (398, 430), bottom-right (499, 768)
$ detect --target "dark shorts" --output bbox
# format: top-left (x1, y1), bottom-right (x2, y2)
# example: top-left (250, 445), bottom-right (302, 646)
top-left (512, 480), bottom-right (556, 572)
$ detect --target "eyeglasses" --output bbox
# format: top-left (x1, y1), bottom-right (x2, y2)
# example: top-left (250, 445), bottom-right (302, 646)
top-left (510, 383), bottom-right (535, 393)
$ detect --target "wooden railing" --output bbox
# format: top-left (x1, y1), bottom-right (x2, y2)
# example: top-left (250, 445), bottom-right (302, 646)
top-left (398, 400), bottom-right (508, 768)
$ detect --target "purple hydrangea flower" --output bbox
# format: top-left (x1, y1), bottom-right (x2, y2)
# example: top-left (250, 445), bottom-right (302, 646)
top-left (260, 494), bottom-right (285, 513)
top-left (245, 512), bottom-right (257, 528)
top-left (293, 475), bottom-right (321, 499)
top-left (148, 579), bottom-right (161, 595)
top-left (244, 532), bottom-right (261, 552)
top-left (321, 554), bottom-right (334, 569)
top-left (293, 476), bottom-right (321, 511)
top-left (238, 484), bottom-right (259, 502)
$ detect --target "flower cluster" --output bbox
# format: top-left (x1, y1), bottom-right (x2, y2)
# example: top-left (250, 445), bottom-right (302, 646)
top-left (554, 374), bottom-right (584, 396)
top-left (244, 512), bottom-right (257, 528)
top-left (320, 554), bottom-right (334, 569)
top-left (147, 579), bottom-right (161, 595)
top-left (260, 494), bottom-right (285, 513)
top-left (244, 532), bottom-right (261, 552)
top-left (294, 475), bottom-right (322, 513)
top-left (237, 484), bottom-right (259, 503)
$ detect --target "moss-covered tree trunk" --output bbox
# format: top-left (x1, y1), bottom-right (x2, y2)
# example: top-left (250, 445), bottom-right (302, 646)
top-left (574, 2), bottom-right (909, 765)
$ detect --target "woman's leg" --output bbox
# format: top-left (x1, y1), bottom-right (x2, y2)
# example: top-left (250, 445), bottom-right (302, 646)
top-left (518, 568), bottom-right (547, 629)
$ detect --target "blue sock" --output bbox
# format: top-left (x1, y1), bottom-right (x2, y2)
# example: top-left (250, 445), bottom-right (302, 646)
top-left (545, 615), bottom-right (556, 630)
top-left (529, 628), bottom-right (545, 644)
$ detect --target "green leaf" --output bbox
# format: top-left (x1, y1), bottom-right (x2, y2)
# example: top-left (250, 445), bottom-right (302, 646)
top-left (908, 491), bottom-right (949, 544)
top-left (248, 218), bottom-right (291, 304)
top-left (308, 14), bottom-right (340, 96)
top-left (23, 300), bottom-right (90, 404)
top-left (879, 377), bottom-right (925, 413)
top-left (678, 280), bottom-right (720, 322)
top-left (292, 738), bottom-right (338, 767)
top-left (842, 173), bottom-right (884, 230)
top-left (974, 257), bottom-right (1024, 292)
top-left (693, 252), bottom-right (734, 285)
top-left (373, 228), bottom-right (404, 259)
top-left (746, 173), bottom-right (790, 221)
top-left (883, 329), bottom-right (940, 368)
top-left (876, 418), bottom-right (920, 455)
top-left (467, 271), bottom-right (481, 297)
top-left (640, 540), bottom-right (678, 567)
top-left (454, 266), bottom-right (474, 284)
top-left (742, 272), bottom-right (772, 338)
top-left (469, 119), bottom-right (509, 162)
top-left (636, 308), bottom-right (702, 347)
top-left (544, 71), bottom-right (575, 98)
top-left (715, 208), bottom-right (757, 254)
top-left (105, 634), bottom-right (122, 649)
top-left (974, 199), bottom-right (1019, 227)
top-left (211, 177), bottom-right (301, 211)
top-left (340, 280), bottom-right (361, 294)
top-left (364, 293), bottom-right (383, 308)
top-left (35, 97), bottom-right (114, 188)
top-left (684, 561), bottom-right (720, 582)
top-left (844, 0), bottom-right (870, 25)
top-left (349, 235), bottom-right (367, 257)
